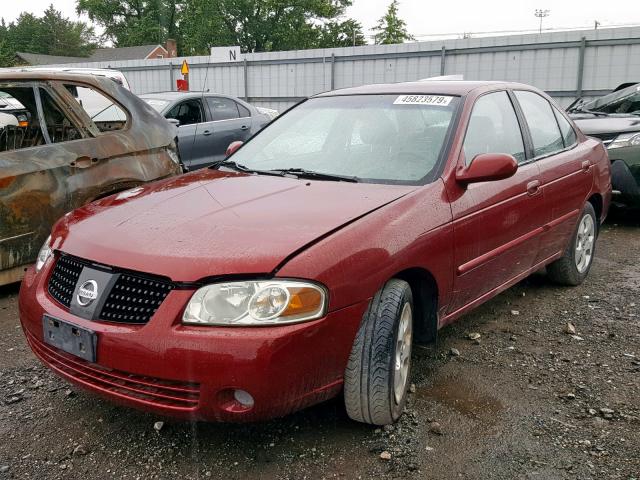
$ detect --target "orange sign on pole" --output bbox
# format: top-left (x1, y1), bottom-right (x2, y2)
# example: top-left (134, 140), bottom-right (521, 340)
top-left (178, 60), bottom-right (189, 91)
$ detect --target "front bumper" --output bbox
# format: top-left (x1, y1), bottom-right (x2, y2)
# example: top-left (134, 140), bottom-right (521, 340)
top-left (19, 263), bottom-right (367, 422)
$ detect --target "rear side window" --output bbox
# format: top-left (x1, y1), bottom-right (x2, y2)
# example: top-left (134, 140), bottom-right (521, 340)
top-left (237, 103), bottom-right (251, 118)
top-left (207, 97), bottom-right (240, 121)
top-left (463, 91), bottom-right (526, 165)
top-left (64, 84), bottom-right (127, 132)
top-left (514, 91), bottom-right (564, 157)
top-left (553, 107), bottom-right (577, 147)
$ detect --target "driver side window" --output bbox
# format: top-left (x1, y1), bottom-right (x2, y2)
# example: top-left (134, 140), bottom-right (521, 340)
top-left (463, 91), bottom-right (526, 165)
top-left (166, 99), bottom-right (203, 126)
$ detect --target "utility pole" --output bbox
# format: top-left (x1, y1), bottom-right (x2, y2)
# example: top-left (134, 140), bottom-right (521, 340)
top-left (534, 9), bottom-right (550, 34)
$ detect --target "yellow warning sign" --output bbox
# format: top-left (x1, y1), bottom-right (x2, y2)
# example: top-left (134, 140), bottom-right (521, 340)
top-left (180, 60), bottom-right (189, 75)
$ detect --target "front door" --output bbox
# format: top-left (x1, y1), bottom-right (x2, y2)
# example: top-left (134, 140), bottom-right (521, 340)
top-left (166, 98), bottom-right (212, 170)
top-left (447, 90), bottom-right (546, 315)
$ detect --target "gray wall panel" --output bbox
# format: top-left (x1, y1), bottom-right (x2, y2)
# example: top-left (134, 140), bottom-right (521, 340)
top-left (23, 26), bottom-right (640, 111)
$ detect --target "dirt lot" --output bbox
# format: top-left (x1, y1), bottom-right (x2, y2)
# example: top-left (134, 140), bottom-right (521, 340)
top-left (0, 209), bottom-right (638, 480)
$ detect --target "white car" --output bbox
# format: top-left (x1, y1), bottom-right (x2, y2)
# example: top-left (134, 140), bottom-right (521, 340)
top-left (1, 67), bottom-right (130, 90)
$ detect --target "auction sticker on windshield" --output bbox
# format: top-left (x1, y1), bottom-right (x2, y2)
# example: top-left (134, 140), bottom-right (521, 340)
top-left (394, 95), bottom-right (453, 106)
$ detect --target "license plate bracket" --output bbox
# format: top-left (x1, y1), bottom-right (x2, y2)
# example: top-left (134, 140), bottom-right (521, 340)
top-left (42, 315), bottom-right (97, 363)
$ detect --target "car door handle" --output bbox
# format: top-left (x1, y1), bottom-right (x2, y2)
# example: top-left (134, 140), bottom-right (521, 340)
top-left (526, 180), bottom-right (541, 196)
top-left (581, 160), bottom-right (591, 172)
top-left (202, 130), bottom-right (213, 136)
top-left (240, 125), bottom-right (249, 131)
top-left (70, 156), bottom-right (98, 168)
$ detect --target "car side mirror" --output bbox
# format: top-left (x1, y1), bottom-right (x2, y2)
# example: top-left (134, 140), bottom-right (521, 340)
top-left (226, 140), bottom-right (244, 157)
top-left (166, 118), bottom-right (180, 127)
top-left (456, 153), bottom-right (518, 185)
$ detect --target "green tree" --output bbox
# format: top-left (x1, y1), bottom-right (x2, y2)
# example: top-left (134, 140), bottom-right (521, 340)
top-left (77, 0), bottom-right (183, 47)
top-left (372, 0), bottom-right (414, 45)
top-left (0, 5), bottom-right (98, 67)
top-left (38, 5), bottom-right (98, 56)
top-left (77, 0), bottom-right (366, 55)
top-left (0, 21), bottom-right (15, 67)
top-left (181, 0), bottom-right (360, 53)
top-left (318, 19), bottom-right (366, 48)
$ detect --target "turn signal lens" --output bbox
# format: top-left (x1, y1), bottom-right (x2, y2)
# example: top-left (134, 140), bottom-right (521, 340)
top-left (35, 235), bottom-right (53, 272)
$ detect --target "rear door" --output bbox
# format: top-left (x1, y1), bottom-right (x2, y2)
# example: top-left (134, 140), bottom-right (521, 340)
top-left (512, 91), bottom-right (591, 262)
top-left (448, 90), bottom-right (546, 314)
top-left (205, 96), bottom-right (253, 166)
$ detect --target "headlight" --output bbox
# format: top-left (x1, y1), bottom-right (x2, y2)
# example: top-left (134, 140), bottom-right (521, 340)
top-left (182, 280), bottom-right (327, 326)
top-left (35, 235), bottom-right (52, 272)
top-left (607, 132), bottom-right (640, 149)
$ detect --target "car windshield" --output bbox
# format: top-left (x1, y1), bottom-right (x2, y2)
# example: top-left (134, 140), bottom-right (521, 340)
top-left (581, 83), bottom-right (640, 114)
top-left (143, 98), bottom-right (171, 112)
top-left (229, 94), bottom-right (459, 184)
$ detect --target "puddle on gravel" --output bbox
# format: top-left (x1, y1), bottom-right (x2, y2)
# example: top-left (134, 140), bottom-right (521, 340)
top-left (415, 374), bottom-right (504, 422)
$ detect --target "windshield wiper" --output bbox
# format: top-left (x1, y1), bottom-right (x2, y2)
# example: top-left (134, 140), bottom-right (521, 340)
top-left (209, 159), bottom-right (251, 171)
top-left (209, 159), bottom-right (289, 177)
top-left (271, 168), bottom-right (359, 183)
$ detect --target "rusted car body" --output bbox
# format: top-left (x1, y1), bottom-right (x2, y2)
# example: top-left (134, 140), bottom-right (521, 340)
top-left (0, 72), bottom-right (182, 286)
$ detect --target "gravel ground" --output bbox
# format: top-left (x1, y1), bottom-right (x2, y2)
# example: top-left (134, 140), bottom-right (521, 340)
top-left (0, 209), bottom-right (638, 480)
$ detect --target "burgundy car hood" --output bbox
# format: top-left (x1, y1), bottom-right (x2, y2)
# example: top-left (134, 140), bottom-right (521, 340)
top-left (54, 170), bottom-right (414, 282)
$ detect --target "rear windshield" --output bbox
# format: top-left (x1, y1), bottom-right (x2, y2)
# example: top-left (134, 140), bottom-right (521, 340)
top-left (229, 94), bottom-right (459, 185)
top-left (583, 83), bottom-right (640, 114)
top-left (143, 99), bottom-right (170, 112)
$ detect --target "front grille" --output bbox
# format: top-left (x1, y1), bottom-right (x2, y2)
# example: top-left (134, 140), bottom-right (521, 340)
top-left (101, 272), bottom-right (173, 324)
top-left (47, 254), bottom-right (174, 325)
top-left (48, 254), bottom-right (84, 308)
top-left (27, 331), bottom-right (200, 411)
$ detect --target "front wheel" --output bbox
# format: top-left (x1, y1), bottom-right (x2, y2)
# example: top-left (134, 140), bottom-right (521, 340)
top-left (547, 202), bottom-right (597, 286)
top-left (344, 279), bottom-right (413, 425)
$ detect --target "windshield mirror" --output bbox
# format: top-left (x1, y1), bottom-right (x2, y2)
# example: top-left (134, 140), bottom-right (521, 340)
top-left (228, 94), bottom-right (459, 184)
top-left (582, 83), bottom-right (640, 114)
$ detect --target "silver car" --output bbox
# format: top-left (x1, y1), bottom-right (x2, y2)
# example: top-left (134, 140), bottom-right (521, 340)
top-left (140, 92), bottom-right (274, 170)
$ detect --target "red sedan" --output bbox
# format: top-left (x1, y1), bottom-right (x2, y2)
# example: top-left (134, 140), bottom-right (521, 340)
top-left (19, 81), bottom-right (612, 425)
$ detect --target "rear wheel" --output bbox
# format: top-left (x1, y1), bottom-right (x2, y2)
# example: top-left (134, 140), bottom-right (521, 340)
top-left (547, 202), bottom-right (597, 286)
top-left (344, 279), bottom-right (413, 425)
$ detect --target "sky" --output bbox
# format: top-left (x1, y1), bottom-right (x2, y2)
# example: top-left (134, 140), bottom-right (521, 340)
top-left (1, 0), bottom-right (638, 42)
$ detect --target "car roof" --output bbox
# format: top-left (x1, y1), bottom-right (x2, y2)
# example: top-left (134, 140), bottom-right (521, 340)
top-left (4, 67), bottom-right (123, 74)
top-left (139, 91), bottom-right (228, 100)
top-left (0, 71), bottom-right (121, 85)
top-left (314, 80), bottom-right (534, 97)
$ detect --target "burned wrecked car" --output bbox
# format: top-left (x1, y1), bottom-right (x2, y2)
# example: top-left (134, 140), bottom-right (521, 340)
top-left (569, 83), bottom-right (640, 206)
top-left (0, 72), bottom-right (182, 285)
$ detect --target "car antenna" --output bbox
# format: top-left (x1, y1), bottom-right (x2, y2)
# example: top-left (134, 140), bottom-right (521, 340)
top-left (189, 48), bottom-right (213, 155)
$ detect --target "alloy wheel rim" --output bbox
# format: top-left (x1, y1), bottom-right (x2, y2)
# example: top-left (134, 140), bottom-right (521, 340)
top-left (393, 302), bottom-right (413, 405)
top-left (575, 214), bottom-right (595, 273)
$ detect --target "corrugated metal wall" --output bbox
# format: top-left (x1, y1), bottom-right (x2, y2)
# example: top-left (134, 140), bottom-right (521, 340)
top-left (43, 26), bottom-right (640, 110)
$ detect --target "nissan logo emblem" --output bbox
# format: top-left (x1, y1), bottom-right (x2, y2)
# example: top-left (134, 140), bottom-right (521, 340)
top-left (77, 280), bottom-right (98, 307)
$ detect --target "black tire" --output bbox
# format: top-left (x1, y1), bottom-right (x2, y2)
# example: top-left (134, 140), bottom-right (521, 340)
top-left (547, 202), bottom-right (597, 286)
top-left (344, 279), bottom-right (414, 425)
